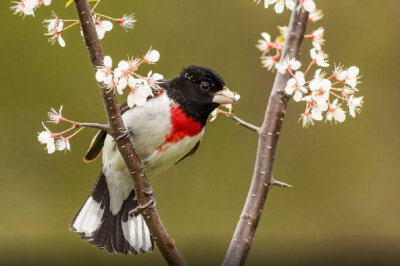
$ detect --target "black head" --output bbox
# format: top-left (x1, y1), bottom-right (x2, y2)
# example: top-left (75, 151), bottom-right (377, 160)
top-left (167, 65), bottom-right (236, 125)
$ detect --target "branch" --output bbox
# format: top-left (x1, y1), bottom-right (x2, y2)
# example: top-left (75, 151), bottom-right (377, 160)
top-left (73, 1), bottom-right (186, 265)
top-left (222, 3), bottom-right (309, 265)
top-left (75, 122), bottom-right (109, 131)
top-left (226, 114), bottom-right (260, 133)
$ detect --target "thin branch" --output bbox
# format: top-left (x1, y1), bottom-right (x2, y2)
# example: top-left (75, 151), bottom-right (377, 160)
top-left (73, 1), bottom-right (186, 265)
top-left (225, 114), bottom-right (260, 133)
top-left (75, 122), bottom-right (109, 131)
top-left (222, 2), bottom-right (309, 265)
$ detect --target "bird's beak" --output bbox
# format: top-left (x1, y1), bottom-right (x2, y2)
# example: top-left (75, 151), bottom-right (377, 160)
top-left (212, 86), bottom-right (237, 104)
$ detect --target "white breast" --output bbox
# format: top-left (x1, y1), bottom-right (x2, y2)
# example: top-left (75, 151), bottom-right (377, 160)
top-left (102, 92), bottom-right (204, 214)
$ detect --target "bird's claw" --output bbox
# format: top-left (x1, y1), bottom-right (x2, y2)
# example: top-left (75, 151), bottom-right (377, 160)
top-left (129, 197), bottom-right (156, 217)
top-left (116, 128), bottom-right (133, 141)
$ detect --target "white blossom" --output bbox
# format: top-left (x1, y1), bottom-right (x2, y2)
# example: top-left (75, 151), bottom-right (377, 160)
top-left (326, 99), bottom-right (346, 123)
top-left (143, 48), bottom-right (160, 64)
top-left (260, 55), bottom-right (277, 71)
top-left (347, 95), bottom-right (363, 117)
top-left (308, 9), bottom-right (323, 23)
top-left (261, 0), bottom-right (295, 14)
top-left (95, 55), bottom-right (113, 85)
top-left (210, 109), bottom-right (218, 122)
top-left (115, 60), bottom-right (130, 94)
top-left (117, 14), bottom-right (136, 30)
top-left (47, 106), bottom-right (63, 124)
top-left (307, 27), bottom-right (325, 50)
top-left (44, 16), bottom-right (65, 47)
top-left (285, 71), bottom-right (307, 102)
top-left (95, 18), bottom-right (113, 40)
top-left (127, 78), bottom-right (154, 107)
top-left (38, 0), bottom-right (51, 6)
top-left (297, 0), bottom-right (315, 13)
top-left (276, 56), bottom-right (301, 74)
top-left (310, 48), bottom-right (329, 67)
top-left (340, 66), bottom-right (360, 88)
top-left (37, 123), bottom-right (55, 154)
top-left (256, 32), bottom-right (273, 53)
top-left (309, 69), bottom-right (331, 104)
top-left (299, 111), bottom-right (314, 128)
top-left (56, 137), bottom-right (71, 151)
top-left (10, 0), bottom-right (38, 16)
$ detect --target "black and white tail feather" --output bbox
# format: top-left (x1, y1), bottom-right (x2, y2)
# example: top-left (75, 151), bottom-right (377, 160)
top-left (69, 173), bottom-right (153, 255)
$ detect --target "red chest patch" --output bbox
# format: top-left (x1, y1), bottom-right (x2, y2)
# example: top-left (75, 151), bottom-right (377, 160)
top-left (164, 105), bottom-right (203, 144)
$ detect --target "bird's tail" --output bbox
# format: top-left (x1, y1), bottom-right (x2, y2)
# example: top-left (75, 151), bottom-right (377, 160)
top-left (69, 172), bottom-right (153, 255)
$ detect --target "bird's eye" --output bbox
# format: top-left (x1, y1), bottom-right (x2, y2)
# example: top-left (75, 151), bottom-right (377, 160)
top-left (200, 82), bottom-right (209, 90)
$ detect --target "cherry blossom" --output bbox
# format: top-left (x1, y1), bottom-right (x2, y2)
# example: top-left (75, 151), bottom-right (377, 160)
top-left (116, 14), bottom-right (136, 30)
top-left (326, 99), bottom-right (346, 123)
top-left (306, 27), bottom-right (325, 50)
top-left (340, 66), bottom-right (360, 88)
top-left (127, 78), bottom-right (154, 107)
top-left (143, 48), bottom-right (160, 64)
top-left (276, 56), bottom-right (301, 74)
top-left (261, 56), bottom-right (277, 71)
top-left (299, 111), bottom-right (314, 128)
top-left (309, 70), bottom-right (331, 104)
top-left (310, 48), bottom-right (329, 67)
top-left (256, 32), bottom-right (274, 53)
top-left (262, 0), bottom-right (295, 14)
top-left (38, 0), bottom-right (51, 6)
top-left (47, 106), bottom-right (63, 124)
top-left (56, 137), bottom-right (71, 151)
top-left (94, 17), bottom-right (113, 40)
top-left (38, 123), bottom-right (55, 154)
top-left (44, 16), bottom-right (65, 47)
top-left (10, 0), bottom-right (37, 16)
top-left (95, 56), bottom-right (113, 85)
top-left (347, 95), bottom-right (363, 117)
top-left (297, 0), bottom-right (315, 13)
top-left (285, 71), bottom-right (307, 101)
top-left (308, 9), bottom-right (323, 23)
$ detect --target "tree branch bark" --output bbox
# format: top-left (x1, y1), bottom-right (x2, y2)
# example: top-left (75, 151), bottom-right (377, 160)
top-left (226, 114), bottom-right (260, 133)
top-left (73, 0), bottom-right (186, 265)
top-left (222, 3), bottom-right (309, 265)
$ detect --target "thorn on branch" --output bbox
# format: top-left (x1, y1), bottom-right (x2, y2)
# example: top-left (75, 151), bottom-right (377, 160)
top-left (272, 178), bottom-right (292, 188)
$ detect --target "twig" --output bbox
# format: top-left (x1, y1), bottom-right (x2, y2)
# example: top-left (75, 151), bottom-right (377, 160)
top-left (73, 1), bottom-right (187, 265)
top-left (75, 122), bottom-right (109, 131)
top-left (226, 114), bottom-right (260, 133)
top-left (222, 2), bottom-right (309, 265)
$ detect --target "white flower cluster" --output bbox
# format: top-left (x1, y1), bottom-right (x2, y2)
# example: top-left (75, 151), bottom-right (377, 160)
top-left (255, 1), bottom-right (364, 127)
top-left (96, 49), bottom-right (163, 108)
top-left (10, 0), bottom-right (51, 17)
top-left (254, 0), bottom-right (316, 14)
top-left (11, 0), bottom-right (136, 48)
top-left (279, 52), bottom-right (363, 127)
top-left (37, 107), bottom-right (72, 154)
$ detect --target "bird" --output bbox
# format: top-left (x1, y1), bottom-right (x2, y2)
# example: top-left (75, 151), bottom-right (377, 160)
top-left (69, 65), bottom-right (237, 255)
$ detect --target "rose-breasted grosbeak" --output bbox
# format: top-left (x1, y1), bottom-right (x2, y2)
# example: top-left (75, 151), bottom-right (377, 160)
top-left (69, 65), bottom-right (236, 255)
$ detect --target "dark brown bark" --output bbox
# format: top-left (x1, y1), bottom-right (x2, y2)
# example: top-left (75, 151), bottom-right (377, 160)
top-left (222, 3), bottom-right (309, 266)
top-left (73, 0), bottom-right (187, 265)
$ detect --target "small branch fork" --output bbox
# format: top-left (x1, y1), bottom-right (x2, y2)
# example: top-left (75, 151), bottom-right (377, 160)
top-left (222, 2), bottom-right (309, 265)
top-left (73, 0), bottom-right (186, 265)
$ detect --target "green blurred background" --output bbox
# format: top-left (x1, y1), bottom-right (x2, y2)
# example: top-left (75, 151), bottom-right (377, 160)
top-left (1, 0), bottom-right (399, 265)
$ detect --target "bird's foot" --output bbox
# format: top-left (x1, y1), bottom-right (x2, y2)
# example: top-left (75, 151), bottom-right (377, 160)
top-left (129, 197), bottom-right (156, 217)
top-left (116, 128), bottom-right (133, 141)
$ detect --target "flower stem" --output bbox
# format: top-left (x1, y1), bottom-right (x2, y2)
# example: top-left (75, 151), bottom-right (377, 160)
top-left (61, 21), bottom-right (80, 33)
top-left (66, 127), bottom-right (85, 139)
